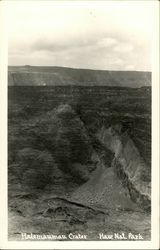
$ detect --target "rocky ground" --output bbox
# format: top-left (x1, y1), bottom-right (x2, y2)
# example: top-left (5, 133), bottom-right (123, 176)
top-left (8, 86), bottom-right (151, 241)
top-left (8, 170), bottom-right (151, 241)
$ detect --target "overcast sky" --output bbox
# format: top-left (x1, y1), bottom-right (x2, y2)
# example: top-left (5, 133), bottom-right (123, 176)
top-left (7, 1), bottom-right (154, 71)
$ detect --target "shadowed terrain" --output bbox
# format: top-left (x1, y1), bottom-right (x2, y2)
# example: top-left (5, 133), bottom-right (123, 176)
top-left (8, 68), bottom-right (151, 240)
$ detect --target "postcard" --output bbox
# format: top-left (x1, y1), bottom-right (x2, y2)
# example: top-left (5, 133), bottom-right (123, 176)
top-left (0, 0), bottom-right (159, 249)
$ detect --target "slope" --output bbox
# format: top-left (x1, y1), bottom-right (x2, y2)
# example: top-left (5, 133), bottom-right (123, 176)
top-left (8, 65), bottom-right (151, 87)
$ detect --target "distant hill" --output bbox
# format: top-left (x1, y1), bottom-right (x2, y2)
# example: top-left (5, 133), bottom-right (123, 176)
top-left (8, 65), bottom-right (151, 87)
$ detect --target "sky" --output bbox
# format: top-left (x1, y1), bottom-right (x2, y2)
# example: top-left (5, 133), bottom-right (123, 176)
top-left (7, 1), bottom-right (155, 71)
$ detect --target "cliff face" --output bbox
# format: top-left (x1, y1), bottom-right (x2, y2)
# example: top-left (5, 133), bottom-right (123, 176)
top-left (8, 66), bottom-right (151, 87)
top-left (97, 126), bottom-right (151, 211)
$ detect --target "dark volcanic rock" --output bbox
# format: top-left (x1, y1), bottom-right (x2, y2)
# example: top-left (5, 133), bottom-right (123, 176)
top-left (15, 148), bottom-right (54, 189)
top-left (21, 104), bottom-right (95, 184)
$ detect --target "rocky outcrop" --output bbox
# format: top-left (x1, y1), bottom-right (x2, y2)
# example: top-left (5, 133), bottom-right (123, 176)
top-left (14, 104), bottom-right (97, 187)
top-left (97, 126), bottom-right (151, 211)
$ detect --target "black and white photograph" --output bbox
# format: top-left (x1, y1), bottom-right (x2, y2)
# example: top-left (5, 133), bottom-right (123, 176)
top-left (0, 0), bottom-right (159, 249)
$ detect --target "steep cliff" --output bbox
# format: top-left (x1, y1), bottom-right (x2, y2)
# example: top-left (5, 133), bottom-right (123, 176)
top-left (97, 126), bottom-right (151, 211)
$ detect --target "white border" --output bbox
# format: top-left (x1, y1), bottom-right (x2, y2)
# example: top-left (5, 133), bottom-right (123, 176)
top-left (0, 1), bottom-right (159, 249)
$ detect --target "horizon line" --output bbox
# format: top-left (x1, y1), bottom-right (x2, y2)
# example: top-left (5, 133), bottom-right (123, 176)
top-left (8, 65), bottom-right (151, 73)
